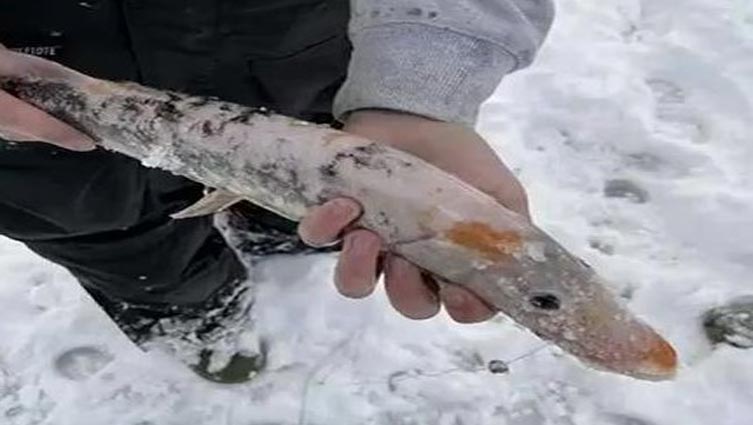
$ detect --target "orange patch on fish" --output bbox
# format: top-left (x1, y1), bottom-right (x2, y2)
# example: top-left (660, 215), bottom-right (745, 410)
top-left (445, 221), bottom-right (523, 260)
top-left (642, 337), bottom-right (678, 375)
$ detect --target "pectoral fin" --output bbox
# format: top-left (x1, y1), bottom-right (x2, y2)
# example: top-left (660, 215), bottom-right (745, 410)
top-left (171, 190), bottom-right (245, 219)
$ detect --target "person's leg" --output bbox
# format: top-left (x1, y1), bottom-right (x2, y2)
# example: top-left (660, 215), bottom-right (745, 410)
top-left (0, 0), bottom-right (351, 383)
top-left (0, 141), bottom-right (246, 327)
top-left (0, 140), bottom-right (263, 382)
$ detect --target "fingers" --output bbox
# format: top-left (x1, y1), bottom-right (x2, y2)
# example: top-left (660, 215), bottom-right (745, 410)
top-left (383, 257), bottom-right (496, 323)
top-left (383, 255), bottom-right (495, 323)
top-left (384, 255), bottom-right (440, 320)
top-left (340, 249), bottom-right (495, 323)
top-left (299, 198), bottom-right (497, 323)
top-left (0, 90), bottom-right (96, 151)
top-left (334, 229), bottom-right (382, 298)
top-left (298, 198), bottom-right (381, 298)
top-left (0, 44), bottom-right (96, 150)
top-left (298, 198), bottom-right (362, 247)
top-left (439, 282), bottom-right (497, 324)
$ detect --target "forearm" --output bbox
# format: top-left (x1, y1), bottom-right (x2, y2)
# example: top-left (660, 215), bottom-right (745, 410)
top-left (335, 0), bottom-right (555, 126)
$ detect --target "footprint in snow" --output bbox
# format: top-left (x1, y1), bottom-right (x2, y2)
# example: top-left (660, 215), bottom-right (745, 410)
top-left (53, 346), bottom-right (114, 381)
top-left (588, 237), bottom-right (616, 256)
top-left (620, 151), bottom-right (695, 180)
top-left (624, 152), bottom-right (666, 173)
top-left (603, 179), bottom-right (650, 204)
top-left (646, 78), bottom-right (709, 144)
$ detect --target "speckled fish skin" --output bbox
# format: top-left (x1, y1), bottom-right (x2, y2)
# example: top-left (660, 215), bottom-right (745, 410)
top-left (0, 73), bottom-right (677, 381)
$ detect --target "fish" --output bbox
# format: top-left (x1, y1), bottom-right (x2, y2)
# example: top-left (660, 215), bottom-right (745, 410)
top-left (0, 59), bottom-right (677, 381)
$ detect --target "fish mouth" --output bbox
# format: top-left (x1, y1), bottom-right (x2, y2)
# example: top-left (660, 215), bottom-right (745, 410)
top-left (578, 324), bottom-right (678, 381)
top-left (624, 334), bottom-right (678, 381)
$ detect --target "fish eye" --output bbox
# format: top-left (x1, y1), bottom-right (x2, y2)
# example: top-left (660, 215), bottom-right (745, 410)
top-left (529, 293), bottom-right (562, 311)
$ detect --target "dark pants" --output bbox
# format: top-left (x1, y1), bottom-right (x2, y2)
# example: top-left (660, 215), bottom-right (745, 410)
top-left (0, 0), bottom-right (350, 308)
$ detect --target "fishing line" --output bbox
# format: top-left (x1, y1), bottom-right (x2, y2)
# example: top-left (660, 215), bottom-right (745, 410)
top-left (297, 338), bottom-right (550, 425)
top-left (297, 328), bottom-right (365, 425)
top-left (355, 342), bottom-right (550, 389)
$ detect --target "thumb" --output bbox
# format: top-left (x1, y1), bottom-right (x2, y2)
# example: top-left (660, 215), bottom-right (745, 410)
top-left (0, 91), bottom-right (96, 151)
top-left (486, 171), bottom-right (531, 221)
top-left (0, 45), bottom-right (91, 84)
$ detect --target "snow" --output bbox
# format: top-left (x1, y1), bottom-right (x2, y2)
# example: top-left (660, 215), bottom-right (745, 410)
top-left (2, 0), bottom-right (753, 423)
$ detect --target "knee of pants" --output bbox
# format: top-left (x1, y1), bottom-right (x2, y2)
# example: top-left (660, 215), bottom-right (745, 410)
top-left (27, 216), bottom-right (246, 307)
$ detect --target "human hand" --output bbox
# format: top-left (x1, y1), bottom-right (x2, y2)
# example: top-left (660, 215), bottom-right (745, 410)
top-left (298, 110), bottom-right (531, 323)
top-left (0, 45), bottom-right (95, 151)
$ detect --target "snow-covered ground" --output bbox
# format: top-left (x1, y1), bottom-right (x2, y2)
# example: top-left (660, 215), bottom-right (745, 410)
top-left (2, 0), bottom-right (752, 423)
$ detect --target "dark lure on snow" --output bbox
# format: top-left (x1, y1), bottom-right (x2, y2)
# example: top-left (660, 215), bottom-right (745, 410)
top-left (0, 52), bottom-right (677, 381)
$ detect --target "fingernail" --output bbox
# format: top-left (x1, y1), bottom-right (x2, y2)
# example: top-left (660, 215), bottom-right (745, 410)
top-left (343, 233), bottom-right (364, 256)
top-left (341, 232), bottom-right (355, 253)
top-left (343, 232), bottom-right (372, 257)
top-left (50, 134), bottom-right (97, 151)
top-left (72, 134), bottom-right (97, 150)
top-left (352, 232), bottom-right (381, 256)
top-left (337, 234), bottom-right (377, 298)
top-left (69, 141), bottom-right (97, 152)
top-left (331, 198), bottom-right (361, 222)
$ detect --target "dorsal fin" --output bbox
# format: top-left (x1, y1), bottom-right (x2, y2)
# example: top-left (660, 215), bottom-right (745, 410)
top-left (171, 190), bottom-right (245, 219)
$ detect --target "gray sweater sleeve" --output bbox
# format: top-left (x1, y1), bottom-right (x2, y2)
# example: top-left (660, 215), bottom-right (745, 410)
top-left (333, 0), bottom-right (555, 126)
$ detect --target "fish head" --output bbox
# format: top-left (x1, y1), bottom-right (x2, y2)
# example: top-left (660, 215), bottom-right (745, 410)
top-left (443, 221), bottom-right (678, 381)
